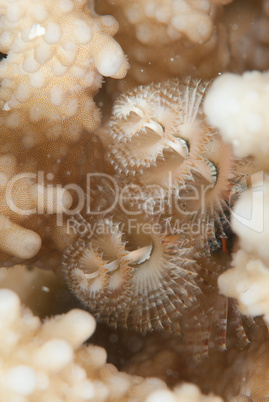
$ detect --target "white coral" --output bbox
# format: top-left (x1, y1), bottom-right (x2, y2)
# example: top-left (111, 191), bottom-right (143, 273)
top-left (204, 71), bottom-right (269, 169)
top-left (218, 250), bottom-right (269, 323)
top-left (0, 288), bottom-right (167, 401)
top-left (0, 0), bottom-right (128, 137)
top-left (0, 288), bottom-right (97, 400)
top-left (231, 174), bottom-right (269, 263)
top-left (218, 174), bottom-right (269, 324)
top-left (146, 383), bottom-right (223, 402)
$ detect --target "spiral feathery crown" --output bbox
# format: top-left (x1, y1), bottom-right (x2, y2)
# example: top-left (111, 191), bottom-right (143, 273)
top-left (106, 79), bottom-right (250, 235)
top-left (63, 215), bottom-right (201, 334)
top-left (62, 79), bottom-right (254, 358)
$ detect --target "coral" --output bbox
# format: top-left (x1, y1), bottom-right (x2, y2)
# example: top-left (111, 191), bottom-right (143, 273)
top-left (219, 249), bottom-right (269, 325)
top-left (0, 0), bottom-right (127, 129)
top-left (217, 175), bottom-right (269, 327)
top-left (107, 0), bottom-right (216, 45)
top-left (0, 0), bottom-right (128, 267)
top-left (96, 0), bottom-right (232, 90)
top-left (204, 71), bottom-right (269, 330)
top-left (204, 71), bottom-right (269, 169)
top-left (231, 174), bottom-right (269, 263)
top-left (146, 383), bottom-right (223, 402)
top-left (200, 62), bottom-right (269, 401)
top-left (0, 288), bottom-right (167, 401)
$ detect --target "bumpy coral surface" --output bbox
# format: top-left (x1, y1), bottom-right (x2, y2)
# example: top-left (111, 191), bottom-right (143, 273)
top-left (0, 288), bottom-right (168, 401)
top-left (0, 0), bottom-right (128, 267)
top-left (146, 383), bottom-right (223, 402)
top-left (204, 71), bottom-right (269, 331)
top-left (96, 0), bottom-right (232, 90)
top-left (105, 0), bottom-right (216, 45)
top-left (232, 173), bottom-right (269, 263)
top-left (204, 71), bottom-right (269, 169)
top-left (219, 249), bottom-right (269, 324)
top-left (0, 0), bottom-right (127, 132)
top-left (216, 174), bottom-right (269, 330)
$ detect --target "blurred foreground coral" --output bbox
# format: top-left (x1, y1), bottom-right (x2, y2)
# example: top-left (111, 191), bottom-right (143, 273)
top-left (96, 0), bottom-right (232, 90)
top-left (0, 286), bottom-right (223, 402)
top-left (0, 288), bottom-right (167, 401)
top-left (204, 70), bottom-right (269, 400)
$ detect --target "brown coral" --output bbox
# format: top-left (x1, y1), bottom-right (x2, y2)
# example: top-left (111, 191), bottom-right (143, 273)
top-left (96, 0), bottom-right (232, 91)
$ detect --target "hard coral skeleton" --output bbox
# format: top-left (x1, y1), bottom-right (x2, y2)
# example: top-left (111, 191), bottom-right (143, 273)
top-left (96, 0), bottom-right (232, 90)
top-left (0, 0), bottom-right (128, 267)
top-left (0, 288), bottom-right (168, 401)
